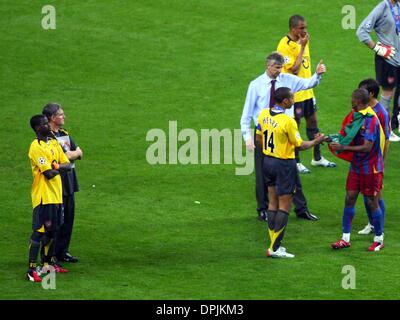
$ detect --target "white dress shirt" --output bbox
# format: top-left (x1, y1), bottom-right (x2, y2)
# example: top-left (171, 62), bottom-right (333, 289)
top-left (240, 71), bottom-right (322, 141)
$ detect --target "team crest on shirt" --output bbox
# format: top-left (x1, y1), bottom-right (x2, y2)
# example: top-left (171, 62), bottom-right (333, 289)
top-left (302, 57), bottom-right (310, 69)
top-left (38, 157), bottom-right (46, 165)
top-left (365, 21), bottom-right (372, 29)
top-left (283, 56), bottom-right (290, 64)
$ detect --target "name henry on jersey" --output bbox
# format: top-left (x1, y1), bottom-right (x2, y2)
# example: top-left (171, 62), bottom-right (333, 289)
top-left (262, 116), bottom-right (279, 128)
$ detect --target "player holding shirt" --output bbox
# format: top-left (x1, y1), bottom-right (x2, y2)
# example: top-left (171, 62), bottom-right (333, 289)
top-left (255, 87), bottom-right (326, 258)
top-left (357, 79), bottom-right (391, 236)
top-left (330, 89), bottom-right (386, 251)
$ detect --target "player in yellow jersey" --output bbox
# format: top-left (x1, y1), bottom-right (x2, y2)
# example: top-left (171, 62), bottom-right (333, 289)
top-left (27, 115), bottom-right (71, 282)
top-left (277, 15), bottom-right (336, 173)
top-left (256, 88), bottom-right (326, 258)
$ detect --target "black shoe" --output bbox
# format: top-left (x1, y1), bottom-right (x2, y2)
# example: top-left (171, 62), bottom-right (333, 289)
top-left (296, 211), bottom-right (319, 221)
top-left (257, 210), bottom-right (268, 221)
top-left (61, 252), bottom-right (78, 263)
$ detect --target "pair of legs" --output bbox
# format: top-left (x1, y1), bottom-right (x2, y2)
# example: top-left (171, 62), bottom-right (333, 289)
top-left (341, 191), bottom-right (383, 241)
top-left (29, 229), bottom-right (56, 270)
top-left (381, 86), bottom-right (400, 132)
top-left (55, 194), bottom-right (76, 260)
top-left (266, 186), bottom-right (291, 253)
top-left (264, 156), bottom-right (297, 258)
top-left (359, 191), bottom-right (386, 235)
top-left (294, 98), bottom-right (336, 172)
top-left (375, 55), bottom-right (400, 132)
top-left (27, 204), bottom-right (67, 282)
top-left (294, 100), bottom-right (321, 162)
top-left (332, 171), bottom-right (384, 250)
top-left (254, 130), bottom-right (310, 218)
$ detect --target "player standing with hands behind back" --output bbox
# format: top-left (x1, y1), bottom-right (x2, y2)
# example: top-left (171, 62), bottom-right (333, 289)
top-left (357, 0), bottom-right (400, 141)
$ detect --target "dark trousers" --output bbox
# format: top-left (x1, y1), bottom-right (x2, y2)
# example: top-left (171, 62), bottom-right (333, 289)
top-left (393, 86), bottom-right (400, 130)
top-left (55, 194), bottom-right (75, 258)
top-left (254, 131), bottom-right (308, 214)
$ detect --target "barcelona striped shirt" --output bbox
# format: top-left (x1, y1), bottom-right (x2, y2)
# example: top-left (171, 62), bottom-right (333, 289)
top-left (350, 115), bottom-right (384, 174)
top-left (373, 102), bottom-right (391, 140)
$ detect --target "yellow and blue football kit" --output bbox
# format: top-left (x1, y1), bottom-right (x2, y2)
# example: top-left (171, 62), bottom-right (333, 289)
top-left (277, 36), bottom-right (314, 104)
top-left (257, 107), bottom-right (304, 256)
top-left (28, 138), bottom-right (69, 209)
top-left (256, 108), bottom-right (303, 159)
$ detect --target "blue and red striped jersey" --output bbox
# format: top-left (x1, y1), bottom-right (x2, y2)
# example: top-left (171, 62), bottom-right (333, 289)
top-left (350, 115), bottom-right (384, 174)
top-left (373, 102), bottom-right (391, 140)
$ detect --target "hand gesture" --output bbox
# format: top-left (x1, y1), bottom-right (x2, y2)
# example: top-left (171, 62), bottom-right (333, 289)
top-left (299, 32), bottom-right (309, 47)
top-left (316, 59), bottom-right (326, 75)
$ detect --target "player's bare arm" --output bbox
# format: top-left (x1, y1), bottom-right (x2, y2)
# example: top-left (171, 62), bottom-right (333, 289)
top-left (290, 33), bottom-right (308, 75)
top-left (42, 162), bottom-right (73, 179)
top-left (330, 140), bottom-right (373, 153)
top-left (298, 133), bottom-right (326, 150)
top-left (66, 147), bottom-right (83, 161)
top-left (42, 169), bottom-right (60, 180)
top-left (254, 134), bottom-right (262, 148)
top-left (52, 162), bottom-right (72, 171)
top-left (383, 140), bottom-right (390, 161)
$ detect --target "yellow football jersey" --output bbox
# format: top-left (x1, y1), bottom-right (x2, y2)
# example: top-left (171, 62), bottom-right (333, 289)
top-left (277, 35), bottom-right (314, 103)
top-left (28, 138), bottom-right (70, 208)
top-left (256, 108), bottom-right (303, 159)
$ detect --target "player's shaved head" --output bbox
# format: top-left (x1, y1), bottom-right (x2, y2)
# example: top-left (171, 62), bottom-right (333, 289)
top-left (275, 87), bottom-right (292, 103)
top-left (30, 114), bottom-right (48, 131)
top-left (289, 15), bottom-right (305, 29)
top-left (352, 88), bottom-right (370, 105)
top-left (358, 79), bottom-right (380, 99)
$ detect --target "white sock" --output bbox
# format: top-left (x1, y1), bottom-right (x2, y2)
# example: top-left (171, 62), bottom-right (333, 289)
top-left (374, 235), bottom-right (384, 243)
top-left (342, 233), bottom-right (350, 242)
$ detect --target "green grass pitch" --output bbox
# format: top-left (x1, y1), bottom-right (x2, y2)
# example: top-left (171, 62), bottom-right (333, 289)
top-left (1, 0), bottom-right (400, 299)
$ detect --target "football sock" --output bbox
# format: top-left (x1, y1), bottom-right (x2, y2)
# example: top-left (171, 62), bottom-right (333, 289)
top-left (342, 206), bottom-right (355, 234)
top-left (342, 233), bottom-right (351, 243)
top-left (363, 196), bottom-right (373, 225)
top-left (28, 231), bottom-right (43, 269)
top-left (379, 199), bottom-right (385, 232)
top-left (380, 95), bottom-right (391, 113)
top-left (41, 233), bottom-right (53, 264)
top-left (267, 210), bottom-right (277, 242)
top-left (271, 210), bottom-right (289, 251)
top-left (371, 208), bottom-right (383, 237)
top-left (306, 127), bottom-right (321, 161)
